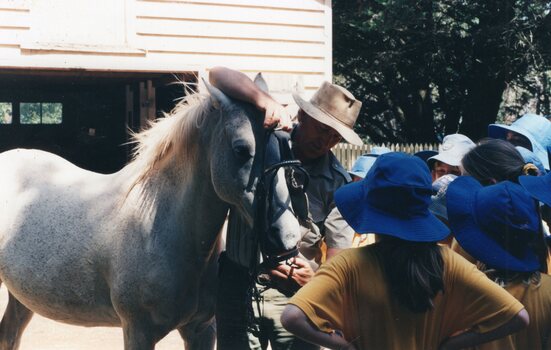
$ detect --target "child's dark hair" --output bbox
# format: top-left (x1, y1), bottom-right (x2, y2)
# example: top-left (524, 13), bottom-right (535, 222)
top-left (374, 237), bottom-right (444, 313)
top-left (462, 139), bottom-right (538, 185)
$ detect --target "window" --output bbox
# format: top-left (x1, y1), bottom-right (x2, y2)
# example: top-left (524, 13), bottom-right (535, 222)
top-left (20, 102), bottom-right (62, 124)
top-left (0, 103), bottom-right (12, 124)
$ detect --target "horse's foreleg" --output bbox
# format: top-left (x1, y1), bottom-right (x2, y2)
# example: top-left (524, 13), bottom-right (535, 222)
top-left (122, 322), bottom-right (156, 350)
top-left (0, 292), bottom-right (34, 350)
top-left (178, 320), bottom-right (216, 350)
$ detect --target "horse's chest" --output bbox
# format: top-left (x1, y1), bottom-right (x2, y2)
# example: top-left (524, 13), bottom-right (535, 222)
top-left (114, 256), bottom-right (216, 325)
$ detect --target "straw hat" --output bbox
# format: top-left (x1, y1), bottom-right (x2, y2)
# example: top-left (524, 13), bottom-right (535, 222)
top-left (293, 82), bottom-right (363, 146)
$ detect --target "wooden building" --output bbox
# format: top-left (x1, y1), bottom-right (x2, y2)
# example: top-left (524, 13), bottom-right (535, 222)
top-left (0, 0), bottom-right (332, 172)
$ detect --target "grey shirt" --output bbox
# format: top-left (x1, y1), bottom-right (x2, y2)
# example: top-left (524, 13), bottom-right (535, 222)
top-left (298, 152), bottom-right (355, 268)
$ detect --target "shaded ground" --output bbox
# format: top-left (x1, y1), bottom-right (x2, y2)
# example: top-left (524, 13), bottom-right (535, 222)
top-left (0, 285), bottom-right (185, 350)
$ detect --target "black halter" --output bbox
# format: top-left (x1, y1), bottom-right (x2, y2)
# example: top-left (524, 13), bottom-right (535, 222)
top-left (252, 129), bottom-right (309, 267)
top-left (246, 129), bottom-right (309, 336)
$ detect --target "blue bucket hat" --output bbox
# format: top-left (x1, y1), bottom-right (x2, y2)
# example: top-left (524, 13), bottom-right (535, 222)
top-left (516, 146), bottom-right (546, 175)
top-left (349, 146), bottom-right (391, 179)
top-left (519, 171), bottom-right (551, 207)
top-left (488, 114), bottom-right (551, 170)
top-left (447, 176), bottom-right (541, 272)
top-left (335, 152), bottom-right (450, 242)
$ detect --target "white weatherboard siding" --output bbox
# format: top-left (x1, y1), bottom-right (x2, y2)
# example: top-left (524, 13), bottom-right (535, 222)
top-left (0, 0), bottom-right (332, 103)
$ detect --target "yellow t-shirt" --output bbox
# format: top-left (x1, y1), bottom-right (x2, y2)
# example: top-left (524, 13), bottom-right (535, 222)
top-left (473, 274), bottom-right (551, 350)
top-left (451, 238), bottom-right (477, 264)
top-left (290, 245), bottom-right (524, 350)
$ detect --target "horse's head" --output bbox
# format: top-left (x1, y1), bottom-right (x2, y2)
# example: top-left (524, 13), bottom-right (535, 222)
top-left (204, 79), bottom-right (303, 259)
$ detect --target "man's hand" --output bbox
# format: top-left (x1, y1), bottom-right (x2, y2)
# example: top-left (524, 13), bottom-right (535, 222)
top-left (269, 257), bottom-right (314, 288)
top-left (258, 97), bottom-right (293, 131)
top-left (209, 66), bottom-right (293, 131)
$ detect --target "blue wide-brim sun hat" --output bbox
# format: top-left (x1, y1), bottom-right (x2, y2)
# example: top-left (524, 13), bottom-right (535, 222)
top-left (519, 171), bottom-right (551, 207)
top-left (488, 114), bottom-right (551, 170)
top-left (335, 152), bottom-right (450, 242)
top-left (349, 146), bottom-right (391, 179)
top-left (447, 176), bottom-right (541, 272)
top-left (349, 155), bottom-right (377, 179)
top-left (516, 146), bottom-right (546, 175)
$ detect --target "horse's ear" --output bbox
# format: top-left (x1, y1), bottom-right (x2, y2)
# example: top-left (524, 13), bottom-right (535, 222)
top-left (202, 78), bottom-right (231, 110)
top-left (254, 73), bottom-right (269, 93)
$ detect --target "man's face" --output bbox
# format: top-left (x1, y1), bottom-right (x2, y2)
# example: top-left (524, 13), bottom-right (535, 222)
top-left (506, 131), bottom-right (532, 151)
top-left (431, 161), bottom-right (461, 181)
top-left (293, 111), bottom-right (342, 162)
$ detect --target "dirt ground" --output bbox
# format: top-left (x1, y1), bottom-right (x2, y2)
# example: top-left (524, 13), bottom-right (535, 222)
top-left (0, 285), bottom-right (185, 350)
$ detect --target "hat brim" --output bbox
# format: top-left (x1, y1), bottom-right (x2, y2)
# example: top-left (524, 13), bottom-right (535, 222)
top-left (488, 124), bottom-right (550, 169)
top-left (349, 171), bottom-right (366, 179)
top-left (519, 173), bottom-right (551, 207)
top-left (447, 176), bottom-right (540, 272)
top-left (335, 181), bottom-right (450, 242)
top-left (428, 153), bottom-right (462, 167)
top-left (414, 150), bottom-right (438, 163)
top-left (293, 93), bottom-right (363, 146)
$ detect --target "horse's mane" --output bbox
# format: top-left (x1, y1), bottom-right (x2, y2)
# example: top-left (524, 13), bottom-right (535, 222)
top-left (127, 92), bottom-right (214, 190)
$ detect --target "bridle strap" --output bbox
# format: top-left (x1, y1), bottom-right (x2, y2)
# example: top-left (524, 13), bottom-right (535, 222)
top-left (247, 128), bottom-right (308, 332)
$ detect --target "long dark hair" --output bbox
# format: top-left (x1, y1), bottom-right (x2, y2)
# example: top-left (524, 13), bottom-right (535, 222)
top-left (462, 139), bottom-right (538, 185)
top-left (373, 236), bottom-right (445, 313)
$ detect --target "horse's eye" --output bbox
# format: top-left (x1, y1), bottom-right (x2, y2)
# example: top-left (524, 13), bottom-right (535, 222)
top-left (232, 143), bottom-right (252, 160)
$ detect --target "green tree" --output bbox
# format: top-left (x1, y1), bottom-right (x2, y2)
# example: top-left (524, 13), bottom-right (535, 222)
top-left (0, 103), bottom-right (12, 124)
top-left (20, 103), bottom-right (41, 124)
top-left (334, 0), bottom-right (551, 143)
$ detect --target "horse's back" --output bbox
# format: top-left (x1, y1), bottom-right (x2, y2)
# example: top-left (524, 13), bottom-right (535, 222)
top-left (0, 148), bottom-right (94, 184)
top-left (0, 148), bottom-right (108, 239)
top-left (0, 149), bottom-right (120, 325)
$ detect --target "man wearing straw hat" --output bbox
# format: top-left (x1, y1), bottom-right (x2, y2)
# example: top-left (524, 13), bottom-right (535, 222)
top-left (209, 66), bottom-right (362, 349)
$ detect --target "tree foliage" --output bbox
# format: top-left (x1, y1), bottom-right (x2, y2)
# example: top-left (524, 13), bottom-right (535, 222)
top-left (334, 0), bottom-right (551, 143)
top-left (20, 102), bottom-right (62, 124)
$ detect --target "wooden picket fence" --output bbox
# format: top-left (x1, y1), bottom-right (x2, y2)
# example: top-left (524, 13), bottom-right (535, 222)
top-left (332, 143), bottom-right (439, 170)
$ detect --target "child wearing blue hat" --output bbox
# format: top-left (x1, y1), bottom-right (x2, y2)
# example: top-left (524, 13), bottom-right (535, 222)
top-left (349, 146), bottom-right (391, 182)
top-left (281, 153), bottom-right (528, 350)
top-left (462, 139), bottom-right (539, 186)
top-left (447, 177), bottom-right (551, 350)
top-left (488, 113), bottom-right (551, 170)
top-left (459, 139), bottom-right (550, 268)
top-left (348, 146), bottom-right (391, 247)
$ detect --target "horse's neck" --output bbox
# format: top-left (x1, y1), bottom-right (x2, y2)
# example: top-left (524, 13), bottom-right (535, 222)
top-left (180, 169), bottom-right (229, 260)
top-left (124, 164), bottom-right (228, 263)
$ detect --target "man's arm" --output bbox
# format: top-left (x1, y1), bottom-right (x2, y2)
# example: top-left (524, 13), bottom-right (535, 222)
top-left (324, 207), bottom-right (355, 261)
top-left (281, 305), bottom-right (357, 350)
top-left (208, 66), bottom-right (291, 130)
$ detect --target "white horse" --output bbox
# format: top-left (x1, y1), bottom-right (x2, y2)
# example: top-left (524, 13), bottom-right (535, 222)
top-left (0, 81), bottom-right (301, 349)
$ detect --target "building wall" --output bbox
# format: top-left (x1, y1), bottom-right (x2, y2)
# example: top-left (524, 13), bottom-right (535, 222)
top-left (0, 0), bottom-right (332, 103)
